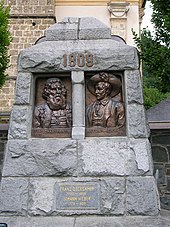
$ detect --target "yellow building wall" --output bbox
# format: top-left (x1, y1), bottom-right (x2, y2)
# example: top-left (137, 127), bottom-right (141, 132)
top-left (55, 0), bottom-right (142, 6)
top-left (55, 0), bottom-right (145, 45)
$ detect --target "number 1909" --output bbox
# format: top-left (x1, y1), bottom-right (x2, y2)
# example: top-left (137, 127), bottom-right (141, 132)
top-left (63, 53), bottom-right (93, 67)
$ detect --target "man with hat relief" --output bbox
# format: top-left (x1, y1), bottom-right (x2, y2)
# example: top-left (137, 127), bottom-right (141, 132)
top-left (86, 72), bottom-right (125, 128)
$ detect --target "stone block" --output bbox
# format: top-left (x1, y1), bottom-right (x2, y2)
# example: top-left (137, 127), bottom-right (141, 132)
top-left (14, 72), bottom-right (32, 105)
top-left (126, 177), bottom-right (160, 215)
top-left (79, 17), bottom-right (111, 40)
top-left (18, 39), bottom-right (139, 73)
top-left (100, 178), bottom-right (125, 215)
top-left (125, 70), bottom-right (144, 105)
top-left (78, 138), bottom-right (152, 176)
top-left (28, 177), bottom-right (56, 215)
top-left (0, 177), bottom-right (28, 215)
top-left (130, 138), bottom-right (152, 173)
top-left (8, 105), bottom-right (32, 139)
top-left (45, 20), bottom-right (78, 41)
top-left (71, 71), bottom-right (85, 128)
top-left (46, 17), bottom-right (111, 41)
top-left (2, 139), bottom-right (77, 177)
top-left (127, 103), bottom-right (150, 138)
top-left (72, 127), bottom-right (85, 140)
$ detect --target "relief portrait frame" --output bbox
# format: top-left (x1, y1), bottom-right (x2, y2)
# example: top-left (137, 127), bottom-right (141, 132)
top-left (31, 73), bottom-right (72, 138)
top-left (85, 71), bottom-right (126, 137)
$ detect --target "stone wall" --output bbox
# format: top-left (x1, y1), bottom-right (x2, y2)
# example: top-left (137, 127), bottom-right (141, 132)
top-left (0, 0), bottom-right (56, 113)
top-left (0, 79), bottom-right (16, 112)
top-left (0, 130), bottom-right (8, 180)
top-left (6, 0), bottom-right (55, 15)
top-left (151, 129), bottom-right (170, 210)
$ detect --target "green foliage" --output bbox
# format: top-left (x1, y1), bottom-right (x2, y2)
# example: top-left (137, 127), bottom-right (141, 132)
top-left (0, 0), bottom-right (11, 88)
top-left (133, 0), bottom-right (170, 109)
top-left (143, 83), bottom-right (170, 110)
top-left (151, 0), bottom-right (170, 47)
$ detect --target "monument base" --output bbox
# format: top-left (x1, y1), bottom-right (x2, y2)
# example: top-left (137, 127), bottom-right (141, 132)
top-left (0, 138), bottom-right (160, 217)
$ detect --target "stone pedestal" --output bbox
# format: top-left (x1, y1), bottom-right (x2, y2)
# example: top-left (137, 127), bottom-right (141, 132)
top-left (0, 17), bottom-right (160, 226)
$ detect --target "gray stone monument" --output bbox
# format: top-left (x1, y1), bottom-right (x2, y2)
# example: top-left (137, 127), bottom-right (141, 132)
top-left (0, 17), bottom-right (160, 226)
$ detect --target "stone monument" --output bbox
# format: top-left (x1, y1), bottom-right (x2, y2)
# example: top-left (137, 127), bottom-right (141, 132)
top-left (0, 17), bottom-right (160, 226)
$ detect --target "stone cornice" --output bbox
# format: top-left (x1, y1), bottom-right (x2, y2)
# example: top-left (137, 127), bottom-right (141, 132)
top-left (55, 0), bottom-right (141, 6)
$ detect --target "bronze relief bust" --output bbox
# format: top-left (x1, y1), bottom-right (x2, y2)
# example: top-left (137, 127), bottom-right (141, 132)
top-left (33, 78), bottom-right (71, 129)
top-left (86, 72), bottom-right (125, 136)
top-left (32, 77), bottom-right (72, 138)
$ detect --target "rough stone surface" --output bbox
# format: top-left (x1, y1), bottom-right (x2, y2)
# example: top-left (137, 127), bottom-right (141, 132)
top-left (18, 40), bottom-right (139, 73)
top-left (126, 177), bottom-right (160, 215)
top-left (100, 178), bottom-right (125, 215)
top-left (45, 20), bottom-right (78, 41)
top-left (45, 17), bottom-right (111, 41)
top-left (8, 105), bottom-right (32, 139)
top-left (79, 17), bottom-right (111, 40)
top-left (125, 70), bottom-right (144, 105)
top-left (0, 177), bottom-right (28, 215)
top-left (130, 139), bottom-right (152, 173)
top-left (28, 177), bottom-right (56, 215)
top-left (79, 138), bottom-right (152, 176)
top-left (2, 139), bottom-right (77, 177)
top-left (127, 103), bottom-right (149, 138)
top-left (14, 72), bottom-right (32, 105)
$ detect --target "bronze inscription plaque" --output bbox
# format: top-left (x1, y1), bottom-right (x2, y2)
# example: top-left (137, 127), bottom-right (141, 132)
top-left (56, 182), bottom-right (100, 210)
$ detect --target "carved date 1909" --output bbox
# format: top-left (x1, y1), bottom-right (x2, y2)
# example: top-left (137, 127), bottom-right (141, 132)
top-left (63, 53), bottom-right (93, 67)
